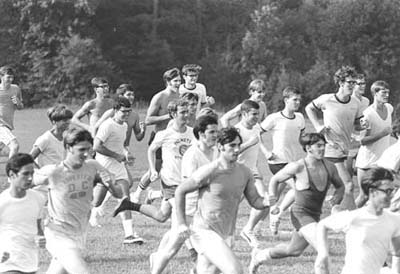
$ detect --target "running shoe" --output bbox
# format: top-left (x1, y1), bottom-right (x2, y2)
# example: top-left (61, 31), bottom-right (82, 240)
top-left (123, 233), bottom-right (144, 245)
top-left (240, 229), bottom-right (260, 248)
top-left (249, 248), bottom-right (264, 274)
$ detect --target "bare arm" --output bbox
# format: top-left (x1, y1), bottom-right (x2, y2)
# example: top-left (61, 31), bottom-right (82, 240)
top-left (14, 86), bottom-right (24, 109)
top-left (93, 138), bottom-right (125, 163)
top-left (268, 162), bottom-right (299, 205)
top-left (147, 143), bottom-right (160, 180)
top-left (220, 105), bottom-right (241, 127)
top-left (71, 102), bottom-right (92, 131)
top-left (314, 220), bottom-right (331, 274)
top-left (305, 102), bottom-right (324, 132)
top-left (128, 115), bottom-right (146, 144)
top-left (244, 176), bottom-right (269, 210)
top-left (328, 164), bottom-right (345, 205)
top-left (145, 94), bottom-right (170, 125)
top-left (391, 236), bottom-right (400, 273)
top-left (360, 127), bottom-right (391, 146)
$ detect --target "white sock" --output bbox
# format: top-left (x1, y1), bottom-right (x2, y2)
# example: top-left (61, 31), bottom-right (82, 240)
top-left (122, 219), bottom-right (133, 237)
top-left (185, 239), bottom-right (193, 250)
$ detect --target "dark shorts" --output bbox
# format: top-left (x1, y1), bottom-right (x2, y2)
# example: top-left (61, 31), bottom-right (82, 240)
top-left (161, 180), bottom-right (177, 200)
top-left (290, 207), bottom-right (320, 231)
top-left (268, 163), bottom-right (288, 175)
top-left (148, 131), bottom-right (162, 160)
top-left (325, 156), bottom-right (347, 163)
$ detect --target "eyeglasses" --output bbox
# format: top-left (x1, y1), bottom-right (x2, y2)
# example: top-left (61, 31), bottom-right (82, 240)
top-left (356, 82), bottom-right (366, 85)
top-left (344, 80), bottom-right (357, 85)
top-left (119, 109), bottom-right (132, 113)
top-left (97, 84), bottom-right (109, 89)
top-left (374, 187), bottom-right (396, 196)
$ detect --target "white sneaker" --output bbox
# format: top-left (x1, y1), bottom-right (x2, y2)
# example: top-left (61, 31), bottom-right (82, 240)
top-left (89, 208), bottom-right (102, 228)
top-left (130, 191), bottom-right (141, 203)
top-left (123, 233), bottom-right (145, 245)
top-left (144, 189), bottom-right (162, 204)
top-left (240, 229), bottom-right (260, 248)
top-left (249, 248), bottom-right (264, 274)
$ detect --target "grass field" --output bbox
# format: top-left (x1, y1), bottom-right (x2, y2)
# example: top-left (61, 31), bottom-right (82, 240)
top-left (0, 108), bottom-right (347, 274)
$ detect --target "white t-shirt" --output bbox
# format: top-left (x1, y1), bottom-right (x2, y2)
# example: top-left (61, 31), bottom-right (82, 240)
top-left (95, 118), bottom-right (127, 167)
top-left (179, 83), bottom-right (207, 104)
top-left (312, 94), bottom-right (362, 158)
top-left (376, 141), bottom-right (400, 173)
top-left (323, 208), bottom-right (400, 274)
top-left (260, 112), bottom-right (305, 164)
top-left (33, 130), bottom-right (64, 167)
top-left (0, 189), bottom-right (46, 273)
top-left (235, 123), bottom-right (261, 172)
top-left (356, 104), bottom-right (393, 169)
top-left (181, 143), bottom-right (219, 216)
top-left (152, 126), bottom-right (194, 186)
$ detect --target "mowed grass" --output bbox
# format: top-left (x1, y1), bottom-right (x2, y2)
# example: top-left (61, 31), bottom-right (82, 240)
top-left (0, 108), bottom-right (347, 274)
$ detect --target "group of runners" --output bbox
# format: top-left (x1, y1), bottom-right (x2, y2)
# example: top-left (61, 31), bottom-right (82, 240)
top-left (0, 63), bottom-right (400, 274)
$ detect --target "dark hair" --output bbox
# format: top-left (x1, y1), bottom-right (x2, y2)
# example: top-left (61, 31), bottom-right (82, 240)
top-left (167, 99), bottom-right (188, 116)
top-left (91, 77), bottom-right (108, 89)
top-left (217, 127), bottom-right (242, 146)
top-left (63, 127), bottom-right (93, 149)
top-left (182, 64), bottom-right (202, 75)
top-left (333, 66), bottom-right (357, 86)
top-left (193, 115), bottom-right (218, 140)
top-left (361, 167), bottom-right (393, 196)
top-left (47, 105), bottom-right (73, 122)
top-left (6, 153), bottom-right (34, 177)
top-left (0, 65), bottom-right (15, 77)
top-left (113, 96), bottom-right (131, 110)
top-left (180, 92), bottom-right (199, 102)
top-left (282, 86), bottom-right (301, 99)
top-left (163, 68), bottom-right (181, 85)
top-left (116, 84), bottom-right (134, 96)
top-left (392, 120), bottom-right (400, 138)
top-left (299, 133), bottom-right (326, 152)
top-left (240, 99), bottom-right (259, 113)
top-left (197, 107), bottom-right (218, 120)
top-left (370, 80), bottom-right (389, 96)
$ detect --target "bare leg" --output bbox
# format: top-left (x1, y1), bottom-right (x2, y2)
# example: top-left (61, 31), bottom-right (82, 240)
top-left (335, 161), bottom-right (356, 210)
top-left (46, 248), bottom-right (90, 274)
top-left (355, 168), bottom-right (368, 208)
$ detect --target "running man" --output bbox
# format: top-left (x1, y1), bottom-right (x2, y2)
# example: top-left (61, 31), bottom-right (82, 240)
top-left (249, 133), bottom-right (344, 274)
top-left (93, 96), bottom-right (143, 244)
top-left (235, 100), bottom-right (269, 248)
top-left (175, 127), bottom-right (270, 274)
top-left (315, 167), bottom-right (400, 274)
top-left (259, 86), bottom-right (305, 235)
top-left (179, 64), bottom-right (215, 112)
top-left (30, 105), bottom-right (73, 168)
top-left (355, 80), bottom-right (393, 207)
top-left (148, 114), bottom-right (219, 274)
top-left (220, 79), bottom-right (267, 127)
top-left (34, 128), bottom-right (120, 274)
top-left (0, 66), bottom-right (23, 158)
top-left (71, 77), bottom-right (113, 134)
top-left (131, 68), bottom-right (181, 203)
top-left (305, 66), bottom-right (365, 210)
top-left (0, 154), bottom-right (46, 274)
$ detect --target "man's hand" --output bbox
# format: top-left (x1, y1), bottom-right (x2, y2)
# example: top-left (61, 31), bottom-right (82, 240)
top-left (35, 235), bottom-right (46, 248)
top-left (176, 224), bottom-right (191, 240)
top-left (1, 251), bottom-right (10, 263)
top-left (150, 169), bottom-right (159, 182)
top-left (139, 121), bottom-right (146, 133)
top-left (314, 252), bottom-right (330, 274)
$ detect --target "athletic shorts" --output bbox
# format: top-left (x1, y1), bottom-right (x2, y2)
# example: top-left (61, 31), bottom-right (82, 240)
top-left (0, 126), bottom-right (16, 145)
top-left (44, 227), bottom-right (87, 258)
top-left (290, 207), bottom-right (320, 231)
top-left (324, 142), bottom-right (348, 159)
top-left (268, 163), bottom-right (288, 175)
top-left (96, 157), bottom-right (129, 181)
top-left (161, 180), bottom-right (177, 200)
top-left (148, 131), bottom-right (162, 160)
top-left (190, 227), bottom-right (234, 255)
top-left (325, 156), bottom-right (347, 163)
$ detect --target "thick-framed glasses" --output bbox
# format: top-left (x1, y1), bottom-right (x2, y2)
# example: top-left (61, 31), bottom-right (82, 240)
top-left (97, 84), bottom-right (109, 89)
top-left (373, 187), bottom-right (396, 196)
top-left (356, 81), bottom-right (366, 86)
top-left (344, 80), bottom-right (357, 85)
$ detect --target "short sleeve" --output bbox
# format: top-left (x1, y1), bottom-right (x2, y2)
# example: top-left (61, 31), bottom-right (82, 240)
top-left (312, 94), bottom-right (328, 111)
top-left (260, 113), bottom-right (276, 132)
top-left (321, 210), bottom-right (356, 233)
top-left (298, 113), bottom-right (306, 130)
top-left (33, 134), bottom-right (48, 152)
top-left (151, 130), bottom-right (166, 149)
top-left (95, 120), bottom-right (110, 143)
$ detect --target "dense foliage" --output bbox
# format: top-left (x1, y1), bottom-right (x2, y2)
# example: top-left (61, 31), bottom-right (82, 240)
top-left (1, 0), bottom-right (400, 113)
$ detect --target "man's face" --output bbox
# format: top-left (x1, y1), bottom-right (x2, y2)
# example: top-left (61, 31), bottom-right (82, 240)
top-left (249, 89), bottom-right (265, 102)
top-left (353, 78), bottom-right (366, 95)
top-left (96, 83), bottom-right (110, 97)
top-left (124, 91), bottom-right (135, 105)
top-left (340, 77), bottom-right (356, 96)
top-left (172, 105), bottom-right (189, 125)
top-left (183, 73), bottom-right (198, 86)
top-left (10, 163), bottom-right (35, 190)
top-left (371, 180), bottom-right (395, 209)
top-left (55, 118), bottom-right (71, 132)
top-left (115, 106), bottom-right (132, 123)
top-left (187, 99), bottom-right (198, 115)
top-left (375, 88), bottom-right (390, 104)
top-left (242, 108), bottom-right (259, 126)
top-left (285, 94), bottom-right (301, 111)
top-left (219, 136), bottom-right (241, 162)
top-left (67, 141), bottom-right (92, 165)
top-left (200, 124), bottom-right (218, 147)
top-left (168, 76), bottom-right (182, 92)
top-left (306, 140), bottom-right (326, 160)
top-left (1, 74), bottom-right (14, 85)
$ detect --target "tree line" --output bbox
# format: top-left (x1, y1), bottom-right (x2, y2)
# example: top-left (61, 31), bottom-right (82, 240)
top-left (1, 0), bottom-right (400, 114)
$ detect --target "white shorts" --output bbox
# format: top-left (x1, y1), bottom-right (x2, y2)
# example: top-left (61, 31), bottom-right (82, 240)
top-left (190, 227), bottom-right (234, 255)
top-left (0, 126), bottom-right (16, 145)
top-left (97, 157), bottom-right (129, 181)
top-left (44, 227), bottom-right (87, 258)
